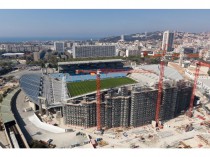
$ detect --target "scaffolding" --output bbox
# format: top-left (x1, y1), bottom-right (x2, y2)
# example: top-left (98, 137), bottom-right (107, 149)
top-left (63, 81), bottom-right (193, 129)
top-left (104, 87), bottom-right (131, 128)
top-left (130, 86), bottom-right (158, 127)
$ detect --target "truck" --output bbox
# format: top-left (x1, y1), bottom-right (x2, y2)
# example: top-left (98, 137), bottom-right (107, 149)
top-left (96, 138), bottom-right (103, 142)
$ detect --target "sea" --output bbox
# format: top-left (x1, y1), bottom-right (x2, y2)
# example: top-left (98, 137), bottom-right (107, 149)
top-left (0, 37), bottom-right (100, 42)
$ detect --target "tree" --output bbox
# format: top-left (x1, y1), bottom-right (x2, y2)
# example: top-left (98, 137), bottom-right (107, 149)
top-left (0, 94), bottom-right (3, 103)
top-left (208, 70), bottom-right (210, 76)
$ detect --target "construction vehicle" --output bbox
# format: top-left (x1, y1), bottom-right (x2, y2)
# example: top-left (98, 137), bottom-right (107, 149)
top-left (96, 138), bottom-right (103, 142)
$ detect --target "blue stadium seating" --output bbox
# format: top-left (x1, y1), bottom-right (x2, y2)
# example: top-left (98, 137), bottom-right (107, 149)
top-left (49, 72), bottom-right (127, 83)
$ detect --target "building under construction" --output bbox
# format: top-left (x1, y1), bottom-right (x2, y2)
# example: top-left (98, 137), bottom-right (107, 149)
top-left (19, 64), bottom-right (193, 129)
top-left (63, 80), bottom-right (193, 128)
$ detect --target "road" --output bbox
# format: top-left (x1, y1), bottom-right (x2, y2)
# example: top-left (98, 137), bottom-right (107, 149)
top-left (13, 90), bottom-right (80, 148)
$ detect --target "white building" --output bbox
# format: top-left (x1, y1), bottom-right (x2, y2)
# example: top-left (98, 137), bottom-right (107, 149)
top-left (121, 35), bottom-right (124, 41)
top-left (162, 30), bottom-right (174, 52)
top-left (72, 45), bottom-right (116, 58)
top-left (54, 42), bottom-right (64, 53)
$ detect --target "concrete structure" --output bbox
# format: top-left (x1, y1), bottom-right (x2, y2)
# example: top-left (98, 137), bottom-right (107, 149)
top-left (104, 87), bottom-right (130, 128)
top-left (19, 63), bottom-right (192, 129)
top-left (162, 30), bottom-right (174, 52)
top-left (72, 45), bottom-right (116, 58)
top-left (62, 81), bottom-right (192, 128)
top-left (130, 86), bottom-right (157, 127)
top-left (54, 42), bottom-right (64, 53)
top-left (63, 101), bottom-right (98, 128)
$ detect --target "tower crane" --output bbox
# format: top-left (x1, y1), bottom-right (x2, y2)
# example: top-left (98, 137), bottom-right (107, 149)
top-left (155, 45), bottom-right (167, 128)
top-left (187, 61), bottom-right (210, 117)
top-left (76, 68), bottom-right (155, 131)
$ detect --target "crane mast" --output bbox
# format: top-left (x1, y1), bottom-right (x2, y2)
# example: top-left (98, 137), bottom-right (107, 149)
top-left (155, 46), bottom-right (166, 127)
top-left (188, 62), bottom-right (200, 117)
top-left (96, 70), bottom-right (101, 131)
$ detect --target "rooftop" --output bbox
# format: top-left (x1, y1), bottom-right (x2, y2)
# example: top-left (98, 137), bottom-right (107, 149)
top-left (58, 59), bottom-right (124, 65)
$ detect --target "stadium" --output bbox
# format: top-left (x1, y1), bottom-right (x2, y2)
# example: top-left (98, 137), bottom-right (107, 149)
top-left (19, 59), bottom-right (193, 130)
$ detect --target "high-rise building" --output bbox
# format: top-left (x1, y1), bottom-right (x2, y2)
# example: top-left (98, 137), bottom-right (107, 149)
top-left (33, 52), bottom-right (40, 61)
top-left (121, 35), bottom-right (124, 41)
top-left (72, 45), bottom-right (116, 58)
top-left (54, 42), bottom-right (64, 53)
top-left (33, 51), bottom-right (46, 61)
top-left (162, 30), bottom-right (174, 52)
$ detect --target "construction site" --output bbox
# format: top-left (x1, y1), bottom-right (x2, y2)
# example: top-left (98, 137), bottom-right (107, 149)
top-left (63, 80), bottom-right (192, 129)
top-left (16, 51), bottom-right (210, 148)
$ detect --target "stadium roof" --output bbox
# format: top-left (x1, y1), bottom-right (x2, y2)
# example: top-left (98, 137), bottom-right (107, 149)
top-left (58, 59), bottom-right (124, 65)
top-left (19, 74), bottom-right (42, 105)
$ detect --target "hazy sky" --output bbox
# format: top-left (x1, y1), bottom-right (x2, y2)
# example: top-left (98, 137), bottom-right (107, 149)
top-left (0, 9), bottom-right (210, 38)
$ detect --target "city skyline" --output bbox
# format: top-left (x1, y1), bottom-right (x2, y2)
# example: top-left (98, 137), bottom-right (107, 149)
top-left (0, 9), bottom-right (210, 40)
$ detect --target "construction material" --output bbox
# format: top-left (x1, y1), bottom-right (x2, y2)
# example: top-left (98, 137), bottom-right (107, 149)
top-left (98, 140), bottom-right (108, 147)
top-left (197, 135), bottom-right (210, 146)
top-left (178, 141), bottom-right (191, 148)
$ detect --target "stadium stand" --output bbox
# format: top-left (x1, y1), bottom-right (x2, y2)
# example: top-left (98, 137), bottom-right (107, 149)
top-left (50, 73), bottom-right (127, 83)
top-left (58, 59), bottom-right (125, 74)
top-left (138, 64), bottom-right (183, 81)
top-left (42, 75), bottom-right (54, 104)
top-left (51, 78), bottom-right (63, 102)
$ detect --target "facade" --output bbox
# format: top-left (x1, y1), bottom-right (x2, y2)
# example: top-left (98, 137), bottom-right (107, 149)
top-left (125, 49), bottom-right (141, 57)
top-left (33, 51), bottom-right (46, 61)
top-left (175, 81), bottom-right (193, 116)
top-left (3, 44), bottom-right (41, 52)
top-left (63, 102), bottom-right (97, 128)
top-left (104, 87), bottom-right (131, 128)
top-left (72, 45), bottom-right (116, 58)
top-left (33, 52), bottom-right (40, 61)
top-left (54, 42), bottom-right (64, 53)
top-left (130, 86), bottom-right (157, 127)
top-left (162, 30), bottom-right (174, 52)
